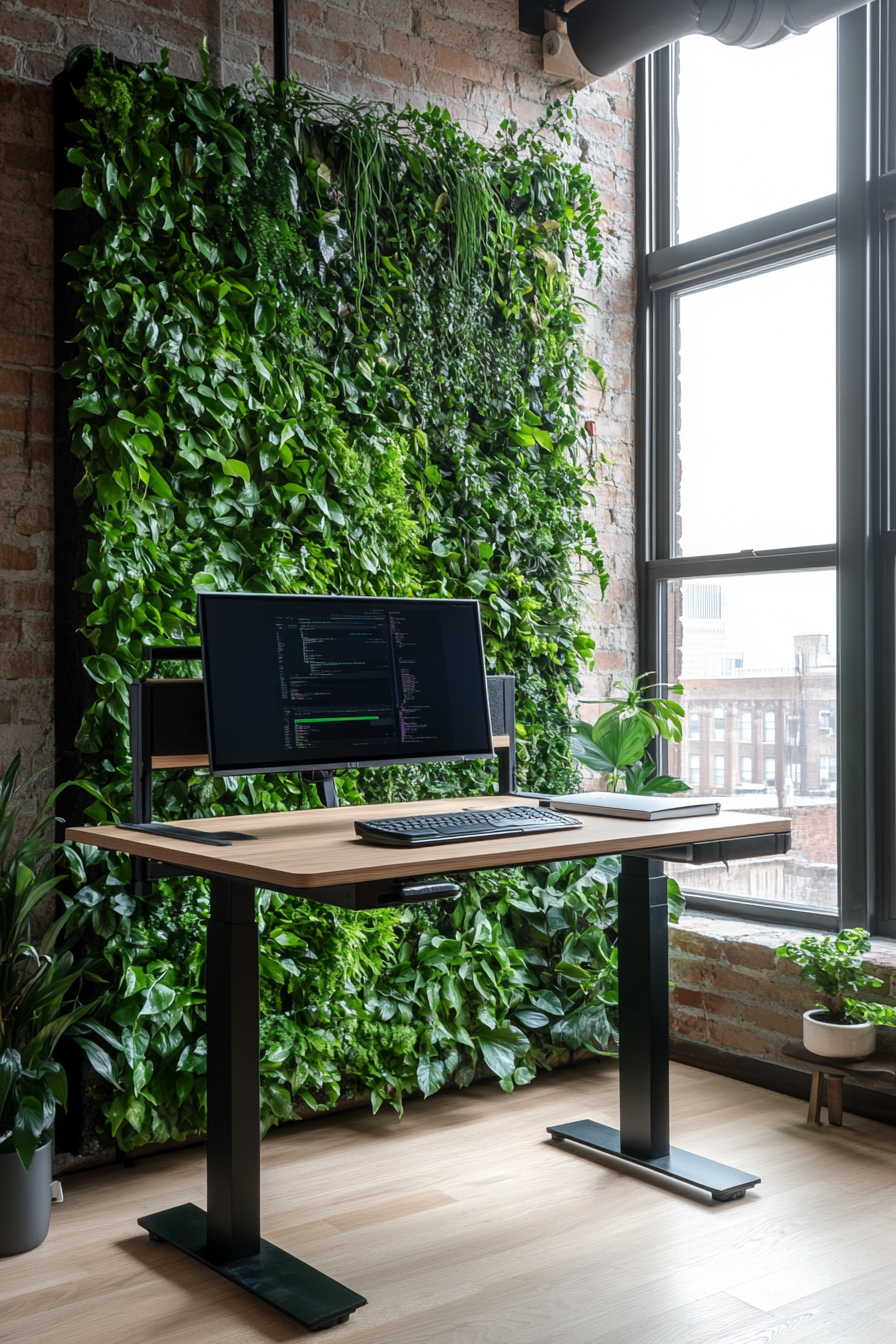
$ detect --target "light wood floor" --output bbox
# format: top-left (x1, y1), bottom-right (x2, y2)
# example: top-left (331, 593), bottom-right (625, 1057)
top-left (2, 1061), bottom-right (894, 1344)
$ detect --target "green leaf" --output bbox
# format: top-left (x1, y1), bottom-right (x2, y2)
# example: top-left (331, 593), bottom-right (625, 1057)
top-left (146, 463), bottom-right (174, 501)
top-left (222, 459), bottom-right (250, 483)
top-left (0, 1048), bottom-right (22, 1119)
top-left (96, 473), bottom-right (126, 506)
top-left (54, 186), bottom-right (83, 211)
top-left (477, 1025), bottom-right (528, 1080)
top-left (75, 1037), bottom-right (118, 1087)
top-left (13, 1096), bottom-right (46, 1171)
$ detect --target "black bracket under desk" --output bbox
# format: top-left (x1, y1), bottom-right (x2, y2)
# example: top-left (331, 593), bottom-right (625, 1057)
top-left (547, 837), bottom-right (779, 1202)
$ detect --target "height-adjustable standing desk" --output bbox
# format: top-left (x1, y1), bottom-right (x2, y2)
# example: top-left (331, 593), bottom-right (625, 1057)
top-left (66, 799), bottom-right (790, 1331)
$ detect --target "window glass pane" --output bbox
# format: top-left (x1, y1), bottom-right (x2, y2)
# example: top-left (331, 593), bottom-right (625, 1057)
top-left (676, 256), bottom-right (836, 557)
top-left (676, 22), bottom-right (837, 243)
top-left (665, 570), bottom-right (837, 911)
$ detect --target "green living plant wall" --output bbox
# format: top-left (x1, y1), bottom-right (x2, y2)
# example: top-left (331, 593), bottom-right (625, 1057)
top-left (55, 44), bottom-right (637, 1152)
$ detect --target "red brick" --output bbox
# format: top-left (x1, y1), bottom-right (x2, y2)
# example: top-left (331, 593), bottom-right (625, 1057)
top-left (361, 48), bottom-right (413, 87)
top-left (670, 929), bottom-right (722, 960)
top-left (0, 615), bottom-right (23, 644)
top-left (671, 987), bottom-right (703, 1009)
top-left (20, 0), bottom-right (89, 14)
top-left (323, 8), bottom-right (381, 48)
top-left (293, 27), bottom-right (354, 68)
top-left (1, 141), bottom-right (54, 175)
top-left (0, 543), bottom-right (37, 572)
top-left (707, 1022), bottom-right (769, 1055)
top-left (14, 506), bottom-right (52, 536)
top-left (0, 650), bottom-right (52, 678)
top-left (711, 966), bottom-right (763, 997)
top-left (702, 993), bottom-right (743, 1019)
top-left (669, 1008), bottom-right (708, 1041)
top-left (0, 13), bottom-right (59, 44)
top-left (743, 1003), bottom-right (801, 1037)
top-left (0, 367), bottom-right (32, 399)
top-left (725, 942), bottom-right (777, 971)
top-left (12, 582), bottom-right (53, 611)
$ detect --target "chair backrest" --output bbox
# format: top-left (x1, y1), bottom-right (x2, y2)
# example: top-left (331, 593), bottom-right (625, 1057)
top-left (130, 644), bottom-right (518, 824)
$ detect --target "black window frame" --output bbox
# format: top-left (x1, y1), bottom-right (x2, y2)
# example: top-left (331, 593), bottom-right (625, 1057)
top-left (636, 3), bottom-right (896, 935)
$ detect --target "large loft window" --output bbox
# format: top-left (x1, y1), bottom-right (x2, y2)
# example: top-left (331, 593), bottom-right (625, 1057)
top-left (676, 22), bottom-right (837, 243)
top-left (636, 8), bottom-right (896, 931)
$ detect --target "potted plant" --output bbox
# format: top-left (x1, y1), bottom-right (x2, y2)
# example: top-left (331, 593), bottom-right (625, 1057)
top-left (0, 754), bottom-right (91, 1256)
top-left (776, 928), bottom-right (896, 1059)
top-left (571, 673), bottom-right (689, 794)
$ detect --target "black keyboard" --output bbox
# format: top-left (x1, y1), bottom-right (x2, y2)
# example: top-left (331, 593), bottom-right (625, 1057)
top-left (354, 805), bottom-right (582, 847)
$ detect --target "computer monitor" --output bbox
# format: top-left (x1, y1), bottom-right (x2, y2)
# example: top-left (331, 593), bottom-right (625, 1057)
top-left (197, 593), bottom-right (494, 778)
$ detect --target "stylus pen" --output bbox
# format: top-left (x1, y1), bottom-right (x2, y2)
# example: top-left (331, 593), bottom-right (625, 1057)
top-left (115, 822), bottom-right (258, 846)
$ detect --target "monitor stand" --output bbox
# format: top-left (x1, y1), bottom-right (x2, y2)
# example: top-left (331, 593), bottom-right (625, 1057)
top-left (302, 770), bottom-right (339, 809)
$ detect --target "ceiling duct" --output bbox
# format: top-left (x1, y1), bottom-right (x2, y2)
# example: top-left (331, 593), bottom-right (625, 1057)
top-left (564, 0), bottom-right (869, 78)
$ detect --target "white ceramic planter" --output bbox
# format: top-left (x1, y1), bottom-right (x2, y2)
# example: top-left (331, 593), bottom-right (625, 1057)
top-left (802, 1009), bottom-right (876, 1060)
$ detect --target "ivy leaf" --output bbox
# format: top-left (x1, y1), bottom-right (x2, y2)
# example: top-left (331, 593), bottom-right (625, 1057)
top-left (477, 1025), bottom-right (528, 1080)
top-left (54, 186), bottom-right (84, 210)
top-left (310, 493), bottom-right (345, 525)
top-left (146, 463), bottom-right (174, 500)
top-left (96, 473), bottom-right (126, 506)
top-left (84, 654), bottom-right (123, 684)
top-left (222, 459), bottom-right (250, 483)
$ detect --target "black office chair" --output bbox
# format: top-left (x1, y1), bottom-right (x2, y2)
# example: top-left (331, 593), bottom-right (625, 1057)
top-left (129, 644), bottom-right (518, 891)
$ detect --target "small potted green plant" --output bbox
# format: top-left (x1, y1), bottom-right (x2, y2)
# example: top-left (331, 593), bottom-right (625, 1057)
top-left (571, 673), bottom-right (689, 794)
top-left (0, 754), bottom-right (91, 1256)
top-left (776, 928), bottom-right (896, 1059)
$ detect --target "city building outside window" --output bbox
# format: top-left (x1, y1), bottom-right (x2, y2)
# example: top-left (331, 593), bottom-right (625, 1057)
top-left (739, 711), bottom-right (752, 741)
top-left (820, 755), bottom-right (837, 786)
top-left (740, 756), bottom-right (752, 784)
top-left (713, 708), bottom-right (725, 741)
top-left (764, 757), bottom-right (776, 786)
top-left (689, 714), bottom-right (700, 739)
top-left (763, 710), bottom-right (776, 744)
top-left (689, 754), bottom-right (700, 784)
top-left (714, 755), bottom-right (725, 787)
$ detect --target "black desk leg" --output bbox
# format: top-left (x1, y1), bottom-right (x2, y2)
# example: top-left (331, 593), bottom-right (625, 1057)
top-left (547, 855), bottom-right (760, 1202)
top-left (138, 877), bottom-right (368, 1329)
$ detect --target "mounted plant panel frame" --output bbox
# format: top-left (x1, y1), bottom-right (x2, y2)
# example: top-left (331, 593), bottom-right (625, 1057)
top-left (51, 44), bottom-right (619, 1155)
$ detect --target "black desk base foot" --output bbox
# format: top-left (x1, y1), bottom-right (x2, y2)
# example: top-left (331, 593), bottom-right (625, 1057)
top-left (138, 1203), bottom-right (367, 1330)
top-left (547, 1120), bottom-right (760, 1202)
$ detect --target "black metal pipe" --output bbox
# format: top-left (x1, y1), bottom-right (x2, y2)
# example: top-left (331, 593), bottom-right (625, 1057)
top-left (273, 0), bottom-right (288, 83)
top-left (566, 0), bottom-right (869, 78)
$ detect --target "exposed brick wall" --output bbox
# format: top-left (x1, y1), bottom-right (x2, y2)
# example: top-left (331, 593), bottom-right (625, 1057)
top-left (670, 913), bottom-right (896, 1068)
top-left (0, 1), bottom-right (637, 781)
top-left (0, 76), bottom-right (55, 796)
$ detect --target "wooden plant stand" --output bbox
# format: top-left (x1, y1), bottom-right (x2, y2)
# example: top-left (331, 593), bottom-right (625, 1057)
top-left (782, 1042), bottom-right (896, 1125)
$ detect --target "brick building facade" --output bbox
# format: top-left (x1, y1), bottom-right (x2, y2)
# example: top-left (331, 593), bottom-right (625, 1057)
top-left (0, 1), bottom-right (638, 788)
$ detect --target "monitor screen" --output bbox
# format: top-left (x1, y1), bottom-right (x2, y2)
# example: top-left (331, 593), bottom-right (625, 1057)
top-left (197, 593), bottom-right (494, 777)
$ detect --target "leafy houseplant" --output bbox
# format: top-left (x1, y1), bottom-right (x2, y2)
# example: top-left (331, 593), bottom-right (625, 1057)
top-left (571, 674), bottom-right (688, 794)
top-left (777, 928), bottom-right (896, 1060)
top-left (0, 755), bottom-right (90, 1255)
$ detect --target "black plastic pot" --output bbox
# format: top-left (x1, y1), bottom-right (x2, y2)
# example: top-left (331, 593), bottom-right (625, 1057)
top-left (0, 1137), bottom-right (53, 1256)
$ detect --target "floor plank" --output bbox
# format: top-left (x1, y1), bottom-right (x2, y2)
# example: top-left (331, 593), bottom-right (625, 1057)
top-left (1, 1060), bottom-right (893, 1343)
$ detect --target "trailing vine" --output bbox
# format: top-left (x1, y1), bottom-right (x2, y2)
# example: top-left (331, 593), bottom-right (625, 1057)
top-left (56, 46), bottom-right (617, 1151)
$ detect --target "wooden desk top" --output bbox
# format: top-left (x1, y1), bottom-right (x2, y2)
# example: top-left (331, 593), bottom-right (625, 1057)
top-left (65, 797), bottom-right (790, 892)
